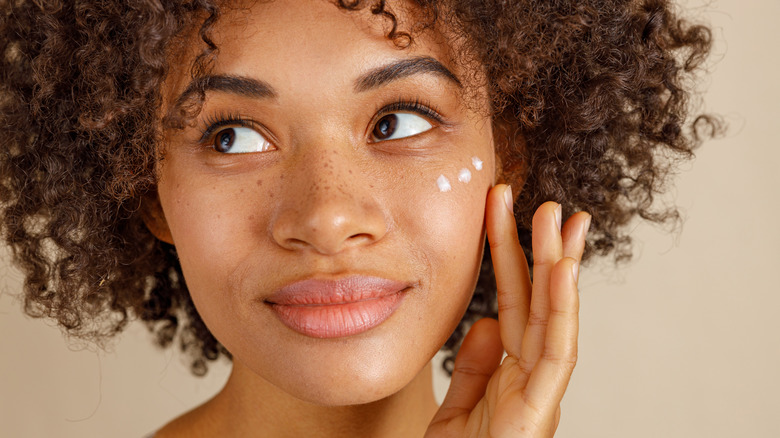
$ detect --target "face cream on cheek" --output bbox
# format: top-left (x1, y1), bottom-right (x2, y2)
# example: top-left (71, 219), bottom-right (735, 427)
top-left (472, 156), bottom-right (483, 171)
top-left (437, 174), bottom-right (452, 192)
top-left (458, 168), bottom-right (472, 183)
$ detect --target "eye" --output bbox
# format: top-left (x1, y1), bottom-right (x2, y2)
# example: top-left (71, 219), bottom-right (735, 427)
top-left (371, 113), bottom-right (433, 142)
top-left (212, 126), bottom-right (275, 154)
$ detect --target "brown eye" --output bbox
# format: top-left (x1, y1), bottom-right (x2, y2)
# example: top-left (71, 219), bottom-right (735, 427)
top-left (215, 128), bottom-right (236, 153)
top-left (372, 114), bottom-right (398, 141)
top-left (370, 113), bottom-right (432, 142)
top-left (210, 126), bottom-right (274, 154)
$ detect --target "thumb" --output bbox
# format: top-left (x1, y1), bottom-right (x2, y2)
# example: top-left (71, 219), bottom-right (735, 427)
top-left (430, 318), bottom-right (504, 427)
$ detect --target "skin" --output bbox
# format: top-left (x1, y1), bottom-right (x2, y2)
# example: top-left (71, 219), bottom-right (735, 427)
top-left (147, 1), bottom-right (590, 437)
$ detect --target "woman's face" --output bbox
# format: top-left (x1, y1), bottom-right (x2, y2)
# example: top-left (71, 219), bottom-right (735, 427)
top-left (155, 0), bottom-right (496, 405)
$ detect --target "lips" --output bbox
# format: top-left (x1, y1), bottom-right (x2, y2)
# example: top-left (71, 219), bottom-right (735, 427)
top-left (265, 276), bottom-right (409, 338)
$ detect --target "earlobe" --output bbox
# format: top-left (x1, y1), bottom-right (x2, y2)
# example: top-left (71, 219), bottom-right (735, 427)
top-left (141, 191), bottom-right (174, 244)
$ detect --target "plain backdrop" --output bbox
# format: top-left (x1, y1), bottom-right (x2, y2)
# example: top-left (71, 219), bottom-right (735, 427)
top-left (1, 0), bottom-right (778, 436)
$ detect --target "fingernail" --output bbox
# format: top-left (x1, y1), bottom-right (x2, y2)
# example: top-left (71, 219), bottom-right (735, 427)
top-left (555, 203), bottom-right (562, 231)
top-left (583, 214), bottom-right (592, 237)
top-left (503, 185), bottom-right (513, 213)
top-left (571, 261), bottom-right (579, 282)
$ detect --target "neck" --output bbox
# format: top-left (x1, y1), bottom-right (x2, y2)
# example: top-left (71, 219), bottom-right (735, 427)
top-left (170, 360), bottom-right (439, 438)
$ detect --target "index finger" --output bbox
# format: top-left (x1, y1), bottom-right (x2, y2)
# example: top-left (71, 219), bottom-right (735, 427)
top-left (485, 184), bottom-right (531, 358)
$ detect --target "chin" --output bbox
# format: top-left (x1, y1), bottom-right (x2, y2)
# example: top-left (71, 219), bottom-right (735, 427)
top-left (229, 318), bottom-right (440, 407)
top-left (268, 348), bottom-right (426, 406)
top-left (290, 377), bottom-right (408, 407)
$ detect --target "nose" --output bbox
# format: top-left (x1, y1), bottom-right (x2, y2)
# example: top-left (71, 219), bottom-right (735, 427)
top-left (270, 147), bottom-right (388, 255)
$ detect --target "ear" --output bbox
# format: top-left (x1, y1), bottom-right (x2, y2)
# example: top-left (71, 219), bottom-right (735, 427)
top-left (140, 191), bottom-right (174, 244)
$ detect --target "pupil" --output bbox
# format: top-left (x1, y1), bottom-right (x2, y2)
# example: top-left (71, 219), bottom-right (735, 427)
top-left (374, 114), bottom-right (397, 140)
top-left (216, 128), bottom-right (235, 152)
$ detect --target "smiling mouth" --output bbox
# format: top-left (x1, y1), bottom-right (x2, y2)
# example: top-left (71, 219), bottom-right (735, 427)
top-left (265, 276), bottom-right (410, 338)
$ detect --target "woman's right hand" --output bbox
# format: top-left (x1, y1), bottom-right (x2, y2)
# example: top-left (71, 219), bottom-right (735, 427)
top-left (426, 184), bottom-right (590, 437)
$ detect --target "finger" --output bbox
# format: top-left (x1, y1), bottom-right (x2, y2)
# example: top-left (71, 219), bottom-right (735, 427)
top-left (517, 202), bottom-right (563, 371)
top-left (561, 211), bottom-right (591, 262)
top-left (485, 184), bottom-right (532, 358)
top-left (523, 257), bottom-right (580, 412)
top-left (430, 318), bottom-right (504, 426)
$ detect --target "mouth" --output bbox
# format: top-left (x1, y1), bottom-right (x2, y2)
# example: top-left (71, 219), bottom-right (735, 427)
top-left (265, 276), bottom-right (411, 338)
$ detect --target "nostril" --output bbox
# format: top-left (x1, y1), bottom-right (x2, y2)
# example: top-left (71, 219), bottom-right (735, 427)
top-left (347, 233), bottom-right (376, 245)
top-left (283, 238), bottom-right (309, 250)
top-left (270, 190), bottom-right (388, 254)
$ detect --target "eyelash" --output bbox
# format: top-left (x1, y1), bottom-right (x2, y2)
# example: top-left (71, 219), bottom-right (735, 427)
top-left (373, 99), bottom-right (444, 125)
top-left (198, 111), bottom-right (252, 143)
top-left (197, 99), bottom-right (444, 144)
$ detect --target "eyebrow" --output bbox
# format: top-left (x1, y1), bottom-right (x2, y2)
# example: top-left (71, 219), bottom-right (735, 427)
top-left (176, 75), bottom-right (277, 106)
top-left (175, 56), bottom-right (461, 104)
top-left (354, 56), bottom-right (462, 92)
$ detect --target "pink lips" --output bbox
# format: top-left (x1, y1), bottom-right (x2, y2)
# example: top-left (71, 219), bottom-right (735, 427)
top-left (265, 276), bottom-right (409, 338)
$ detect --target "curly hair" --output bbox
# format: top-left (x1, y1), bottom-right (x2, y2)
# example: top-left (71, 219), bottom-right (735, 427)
top-left (0, 0), bottom-right (717, 375)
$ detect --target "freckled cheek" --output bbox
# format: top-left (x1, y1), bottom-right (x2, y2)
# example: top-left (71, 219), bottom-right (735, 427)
top-left (161, 182), bottom-right (258, 270)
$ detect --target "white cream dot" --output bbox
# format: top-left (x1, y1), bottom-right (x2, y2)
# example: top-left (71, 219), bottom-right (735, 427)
top-left (458, 168), bottom-right (472, 183)
top-left (436, 175), bottom-right (451, 192)
top-left (472, 156), bottom-right (483, 171)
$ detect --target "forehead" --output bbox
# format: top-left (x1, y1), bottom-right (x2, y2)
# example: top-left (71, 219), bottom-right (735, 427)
top-left (163, 0), bottom-right (471, 104)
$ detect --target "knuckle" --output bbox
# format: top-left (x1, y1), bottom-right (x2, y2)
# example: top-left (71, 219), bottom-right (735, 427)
top-left (548, 307), bottom-right (573, 318)
top-left (452, 363), bottom-right (490, 379)
top-left (496, 289), bottom-right (526, 312)
top-left (542, 349), bottom-right (578, 370)
top-left (526, 313), bottom-right (548, 328)
top-left (531, 259), bottom-right (556, 270)
top-left (488, 237), bottom-right (507, 251)
top-left (516, 356), bottom-right (536, 376)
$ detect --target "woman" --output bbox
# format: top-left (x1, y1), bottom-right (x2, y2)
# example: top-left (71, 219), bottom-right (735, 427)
top-left (0, 0), bottom-right (714, 436)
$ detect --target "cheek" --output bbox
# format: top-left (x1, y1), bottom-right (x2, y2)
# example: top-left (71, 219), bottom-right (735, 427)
top-left (395, 156), bottom-right (491, 287)
top-left (420, 181), bottom-right (485, 253)
top-left (157, 171), bottom-right (257, 295)
top-left (418, 155), bottom-right (491, 245)
top-left (398, 163), bottom-right (491, 346)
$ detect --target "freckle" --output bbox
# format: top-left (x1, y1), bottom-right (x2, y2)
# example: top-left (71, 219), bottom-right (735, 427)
top-left (348, 170), bottom-right (352, 174)
top-left (248, 214), bottom-right (255, 220)
top-left (240, 188), bottom-right (244, 193)
top-left (269, 193), bottom-right (274, 198)
top-left (256, 179), bottom-right (262, 186)
top-left (280, 175), bottom-right (285, 180)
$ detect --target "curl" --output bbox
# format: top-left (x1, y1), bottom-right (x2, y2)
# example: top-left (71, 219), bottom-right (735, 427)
top-left (0, 0), bottom-right (721, 376)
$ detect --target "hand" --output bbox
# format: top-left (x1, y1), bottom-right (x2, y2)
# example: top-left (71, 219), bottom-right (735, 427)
top-left (425, 184), bottom-right (590, 437)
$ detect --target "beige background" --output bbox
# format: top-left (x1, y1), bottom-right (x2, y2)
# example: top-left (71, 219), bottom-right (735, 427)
top-left (1, 0), bottom-right (778, 436)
